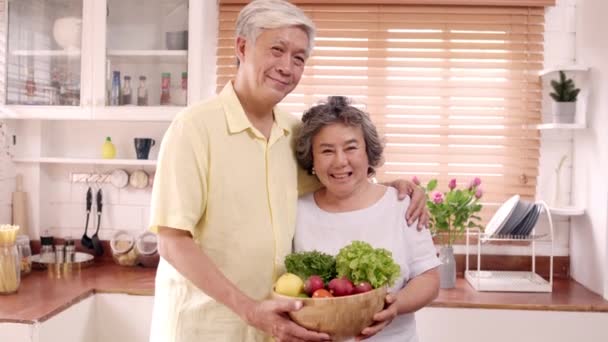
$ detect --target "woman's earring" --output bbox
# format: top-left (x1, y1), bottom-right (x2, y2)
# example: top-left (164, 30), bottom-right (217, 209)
top-left (311, 167), bottom-right (316, 175)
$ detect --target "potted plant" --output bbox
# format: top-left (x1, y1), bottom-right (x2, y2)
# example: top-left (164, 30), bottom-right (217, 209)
top-left (413, 176), bottom-right (483, 288)
top-left (550, 70), bottom-right (580, 123)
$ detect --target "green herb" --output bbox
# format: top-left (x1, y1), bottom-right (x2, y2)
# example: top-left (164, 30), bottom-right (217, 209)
top-left (285, 251), bottom-right (336, 283)
top-left (335, 241), bottom-right (400, 289)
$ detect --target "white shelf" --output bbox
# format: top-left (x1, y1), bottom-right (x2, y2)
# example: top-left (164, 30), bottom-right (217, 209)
top-left (549, 206), bottom-right (585, 216)
top-left (539, 65), bottom-right (589, 76)
top-left (465, 270), bottom-right (552, 292)
top-left (0, 105), bottom-right (182, 121)
top-left (92, 106), bottom-right (183, 121)
top-left (0, 105), bottom-right (91, 120)
top-left (12, 157), bottom-right (157, 166)
top-left (11, 49), bottom-right (81, 57)
top-left (107, 50), bottom-right (187, 64)
top-left (528, 123), bottom-right (586, 130)
top-left (108, 50), bottom-right (187, 57)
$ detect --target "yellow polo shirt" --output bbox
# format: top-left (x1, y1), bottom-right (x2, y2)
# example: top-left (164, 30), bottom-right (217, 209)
top-left (148, 83), bottom-right (304, 342)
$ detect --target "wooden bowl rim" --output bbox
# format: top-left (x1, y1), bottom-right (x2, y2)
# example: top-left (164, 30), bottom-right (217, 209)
top-left (272, 285), bottom-right (388, 301)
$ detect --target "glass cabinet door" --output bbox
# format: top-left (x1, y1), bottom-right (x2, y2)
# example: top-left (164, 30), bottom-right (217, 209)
top-left (105, 0), bottom-right (188, 107)
top-left (5, 0), bottom-right (83, 106)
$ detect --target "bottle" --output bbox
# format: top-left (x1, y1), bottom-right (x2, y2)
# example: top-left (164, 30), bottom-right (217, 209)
top-left (137, 76), bottom-right (148, 106)
top-left (160, 72), bottom-right (171, 105)
top-left (110, 71), bottom-right (121, 106)
top-left (16, 235), bottom-right (32, 275)
top-left (122, 75), bottom-right (132, 105)
top-left (172, 71), bottom-right (187, 106)
top-left (101, 136), bottom-right (116, 159)
top-left (0, 224), bottom-right (20, 294)
top-left (24, 68), bottom-right (36, 105)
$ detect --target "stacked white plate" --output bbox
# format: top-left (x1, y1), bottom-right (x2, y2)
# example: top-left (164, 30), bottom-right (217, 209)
top-left (485, 195), bottom-right (543, 238)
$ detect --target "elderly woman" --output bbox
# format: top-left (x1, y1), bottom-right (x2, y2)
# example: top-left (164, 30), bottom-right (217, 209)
top-left (294, 96), bottom-right (440, 342)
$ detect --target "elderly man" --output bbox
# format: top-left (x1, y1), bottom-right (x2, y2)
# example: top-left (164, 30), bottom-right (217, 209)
top-left (148, 1), bottom-right (428, 341)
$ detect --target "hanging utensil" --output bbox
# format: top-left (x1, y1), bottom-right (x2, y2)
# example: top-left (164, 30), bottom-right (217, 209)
top-left (91, 188), bottom-right (104, 256)
top-left (81, 187), bottom-right (93, 249)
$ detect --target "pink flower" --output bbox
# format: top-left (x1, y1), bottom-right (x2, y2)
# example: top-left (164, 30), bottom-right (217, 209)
top-left (432, 191), bottom-right (444, 204)
top-left (448, 178), bottom-right (457, 190)
top-left (412, 176), bottom-right (420, 186)
top-left (475, 188), bottom-right (483, 199)
top-left (469, 177), bottom-right (481, 189)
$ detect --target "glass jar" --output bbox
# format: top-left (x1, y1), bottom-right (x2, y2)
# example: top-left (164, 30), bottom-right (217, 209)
top-left (0, 244), bottom-right (21, 294)
top-left (135, 232), bottom-right (159, 268)
top-left (15, 235), bottom-right (31, 276)
top-left (110, 231), bottom-right (138, 266)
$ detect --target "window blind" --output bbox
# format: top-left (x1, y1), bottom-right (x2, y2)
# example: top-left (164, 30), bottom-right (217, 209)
top-left (217, 4), bottom-right (543, 222)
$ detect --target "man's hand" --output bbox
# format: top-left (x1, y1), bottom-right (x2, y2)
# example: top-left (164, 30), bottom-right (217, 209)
top-left (244, 299), bottom-right (332, 342)
top-left (388, 179), bottom-right (429, 230)
top-left (355, 294), bottom-right (398, 341)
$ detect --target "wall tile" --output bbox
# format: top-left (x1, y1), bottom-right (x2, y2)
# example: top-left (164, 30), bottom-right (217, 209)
top-left (0, 204), bottom-right (10, 224)
top-left (118, 187), bottom-right (152, 206)
top-left (100, 204), bottom-right (142, 232)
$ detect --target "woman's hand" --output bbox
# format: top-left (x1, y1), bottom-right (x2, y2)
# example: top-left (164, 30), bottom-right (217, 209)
top-left (355, 294), bottom-right (399, 341)
top-left (244, 299), bottom-right (332, 342)
top-left (387, 179), bottom-right (429, 229)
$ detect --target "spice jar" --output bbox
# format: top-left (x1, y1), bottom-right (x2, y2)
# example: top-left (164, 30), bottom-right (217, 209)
top-left (0, 225), bottom-right (20, 294)
top-left (110, 231), bottom-right (138, 266)
top-left (135, 232), bottom-right (159, 268)
top-left (15, 235), bottom-right (31, 275)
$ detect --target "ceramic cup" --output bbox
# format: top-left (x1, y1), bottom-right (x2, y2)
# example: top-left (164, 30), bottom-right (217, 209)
top-left (134, 138), bottom-right (156, 160)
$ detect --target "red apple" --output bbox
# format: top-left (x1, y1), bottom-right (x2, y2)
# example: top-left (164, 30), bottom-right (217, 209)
top-left (304, 275), bottom-right (325, 296)
top-left (353, 281), bottom-right (373, 294)
top-left (328, 277), bottom-right (355, 296)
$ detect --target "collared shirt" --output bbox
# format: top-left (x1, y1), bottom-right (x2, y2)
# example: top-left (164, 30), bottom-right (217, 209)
top-left (149, 82), bottom-right (301, 342)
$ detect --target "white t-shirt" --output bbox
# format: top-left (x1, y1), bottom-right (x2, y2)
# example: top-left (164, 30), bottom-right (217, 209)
top-left (294, 186), bottom-right (440, 342)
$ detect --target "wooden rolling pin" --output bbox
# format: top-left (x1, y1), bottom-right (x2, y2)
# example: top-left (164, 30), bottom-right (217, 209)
top-left (12, 174), bottom-right (28, 236)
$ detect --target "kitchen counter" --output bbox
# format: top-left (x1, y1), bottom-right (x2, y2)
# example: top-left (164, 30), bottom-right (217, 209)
top-left (1, 263), bottom-right (607, 324)
top-left (0, 263), bottom-right (154, 323)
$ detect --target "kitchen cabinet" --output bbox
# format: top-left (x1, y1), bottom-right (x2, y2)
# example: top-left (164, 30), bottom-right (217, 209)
top-left (0, 294), bottom-right (153, 342)
top-left (1, 0), bottom-right (217, 121)
top-left (417, 307), bottom-right (608, 342)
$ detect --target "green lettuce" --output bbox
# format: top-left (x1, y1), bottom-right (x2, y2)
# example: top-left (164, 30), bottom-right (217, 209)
top-left (335, 241), bottom-right (400, 289)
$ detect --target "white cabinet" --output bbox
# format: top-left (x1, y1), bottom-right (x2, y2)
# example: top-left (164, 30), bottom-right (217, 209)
top-left (417, 307), bottom-right (608, 342)
top-left (95, 294), bottom-right (154, 342)
top-left (0, 294), bottom-right (154, 342)
top-left (0, 0), bottom-right (217, 121)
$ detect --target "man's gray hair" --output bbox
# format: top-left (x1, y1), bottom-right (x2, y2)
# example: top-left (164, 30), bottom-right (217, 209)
top-left (236, 0), bottom-right (316, 56)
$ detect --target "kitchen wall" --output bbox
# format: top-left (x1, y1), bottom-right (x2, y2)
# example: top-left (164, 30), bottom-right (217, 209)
top-left (570, 0), bottom-right (608, 299)
top-left (2, 0), bottom-right (606, 296)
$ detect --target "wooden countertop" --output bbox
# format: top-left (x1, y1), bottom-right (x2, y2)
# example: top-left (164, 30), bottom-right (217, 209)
top-left (0, 263), bottom-right (155, 323)
top-left (1, 263), bottom-right (607, 324)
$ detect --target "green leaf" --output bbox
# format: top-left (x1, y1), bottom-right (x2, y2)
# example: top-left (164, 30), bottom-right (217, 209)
top-left (427, 179), bottom-right (438, 191)
top-left (285, 251), bottom-right (336, 283)
top-left (335, 241), bottom-right (400, 288)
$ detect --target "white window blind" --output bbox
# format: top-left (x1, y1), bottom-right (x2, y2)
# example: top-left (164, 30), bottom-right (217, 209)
top-left (217, 3), bottom-right (544, 222)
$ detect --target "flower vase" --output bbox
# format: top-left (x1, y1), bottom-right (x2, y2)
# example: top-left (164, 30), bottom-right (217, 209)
top-left (438, 245), bottom-right (456, 289)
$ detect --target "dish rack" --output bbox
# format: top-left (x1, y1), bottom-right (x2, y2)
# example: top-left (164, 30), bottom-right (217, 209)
top-left (465, 201), bottom-right (554, 292)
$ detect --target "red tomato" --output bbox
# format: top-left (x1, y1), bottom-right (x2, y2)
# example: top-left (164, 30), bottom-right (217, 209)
top-left (312, 288), bottom-right (333, 298)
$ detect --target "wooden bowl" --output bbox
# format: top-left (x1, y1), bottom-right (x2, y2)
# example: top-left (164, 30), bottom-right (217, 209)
top-left (272, 286), bottom-right (387, 340)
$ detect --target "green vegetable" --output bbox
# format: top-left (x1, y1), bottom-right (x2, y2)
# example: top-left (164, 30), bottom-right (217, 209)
top-left (285, 251), bottom-right (336, 283)
top-left (335, 241), bottom-right (400, 289)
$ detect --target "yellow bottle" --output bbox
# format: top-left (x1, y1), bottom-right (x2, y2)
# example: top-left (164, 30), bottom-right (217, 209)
top-left (101, 136), bottom-right (116, 159)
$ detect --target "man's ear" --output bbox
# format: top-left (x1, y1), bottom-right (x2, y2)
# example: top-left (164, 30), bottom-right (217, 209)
top-left (235, 36), bottom-right (247, 65)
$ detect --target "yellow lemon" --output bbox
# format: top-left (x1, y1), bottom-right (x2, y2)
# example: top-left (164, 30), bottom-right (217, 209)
top-left (275, 273), bottom-right (304, 297)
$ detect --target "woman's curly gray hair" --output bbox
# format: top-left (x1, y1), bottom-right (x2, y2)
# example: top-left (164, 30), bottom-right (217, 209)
top-left (295, 96), bottom-right (384, 177)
